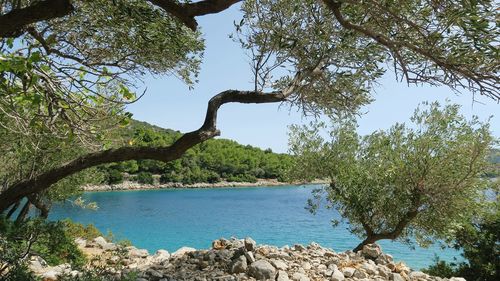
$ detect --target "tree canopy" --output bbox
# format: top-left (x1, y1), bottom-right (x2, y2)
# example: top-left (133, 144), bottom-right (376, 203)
top-left (288, 102), bottom-right (494, 251)
top-left (0, 0), bottom-right (498, 214)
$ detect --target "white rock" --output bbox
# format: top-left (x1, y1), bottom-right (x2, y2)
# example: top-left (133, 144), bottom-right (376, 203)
top-left (231, 255), bottom-right (247, 274)
top-left (375, 253), bottom-right (394, 265)
top-left (41, 270), bottom-right (59, 280)
top-left (277, 270), bottom-right (290, 281)
top-left (74, 238), bottom-right (86, 247)
top-left (292, 272), bottom-right (310, 281)
top-left (362, 243), bottom-right (382, 259)
top-left (328, 263), bottom-right (338, 271)
top-left (331, 269), bottom-right (345, 281)
top-left (301, 261), bottom-right (312, 270)
top-left (244, 237), bottom-right (257, 251)
top-left (361, 262), bottom-right (378, 274)
top-left (129, 248), bottom-right (149, 258)
top-left (249, 260), bottom-right (277, 280)
top-left (171, 246), bottom-right (195, 257)
top-left (353, 269), bottom-right (367, 279)
top-left (409, 271), bottom-right (429, 280)
top-left (93, 236), bottom-right (108, 248)
top-left (449, 278), bottom-right (466, 281)
top-left (102, 242), bottom-right (117, 251)
top-left (392, 273), bottom-right (405, 281)
top-left (245, 251), bottom-right (256, 263)
top-left (29, 256), bottom-right (47, 273)
top-left (342, 267), bottom-right (355, 277)
top-left (378, 265), bottom-right (391, 278)
top-left (318, 264), bottom-right (327, 271)
top-left (152, 249), bottom-right (170, 263)
top-left (271, 259), bottom-right (288, 271)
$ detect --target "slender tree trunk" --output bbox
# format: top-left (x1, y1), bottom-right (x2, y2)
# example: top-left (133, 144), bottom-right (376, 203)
top-left (6, 200), bottom-right (20, 219)
top-left (15, 201), bottom-right (31, 223)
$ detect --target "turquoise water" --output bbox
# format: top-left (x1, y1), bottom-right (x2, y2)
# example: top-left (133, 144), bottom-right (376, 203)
top-left (49, 185), bottom-right (460, 270)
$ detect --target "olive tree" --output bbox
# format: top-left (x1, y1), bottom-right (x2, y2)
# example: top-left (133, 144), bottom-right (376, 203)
top-left (1, 0), bottom-right (499, 213)
top-left (288, 102), bottom-right (494, 251)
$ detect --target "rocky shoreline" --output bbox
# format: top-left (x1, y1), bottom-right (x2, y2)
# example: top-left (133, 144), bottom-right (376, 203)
top-left (30, 237), bottom-right (465, 281)
top-left (82, 180), bottom-right (325, 192)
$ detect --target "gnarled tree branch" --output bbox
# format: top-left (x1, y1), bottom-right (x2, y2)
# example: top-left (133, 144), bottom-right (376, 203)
top-left (322, 0), bottom-right (500, 100)
top-left (148, 0), bottom-right (242, 31)
top-left (0, 0), bottom-right (73, 38)
top-left (0, 89), bottom-right (286, 212)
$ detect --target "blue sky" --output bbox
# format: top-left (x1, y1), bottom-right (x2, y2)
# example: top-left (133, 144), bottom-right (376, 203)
top-left (127, 4), bottom-right (499, 153)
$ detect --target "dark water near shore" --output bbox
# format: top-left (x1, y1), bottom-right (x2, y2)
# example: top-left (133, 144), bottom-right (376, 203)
top-left (49, 185), bottom-right (460, 270)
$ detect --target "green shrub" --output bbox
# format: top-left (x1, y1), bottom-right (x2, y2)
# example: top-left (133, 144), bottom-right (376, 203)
top-left (160, 172), bottom-right (182, 183)
top-left (135, 172), bottom-right (154, 184)
top-left (423, 258), bottom-right (457, 278)
top-left (0, 217), bottom-right (86, 269)
top-left (106, 169), bottom-right (123, 185)
top-left (227, 174), bottom-right (257, 183)
top-left (0, 263), bottom-right (38, 281)
top-left (119, 161), bottom-right (139, 174)
top-left (61, 219), bottom-right (103, 241)
top-left (423, 192), bottom-right (500, 281)
top-left (206, 171), bottom-right (221, 183)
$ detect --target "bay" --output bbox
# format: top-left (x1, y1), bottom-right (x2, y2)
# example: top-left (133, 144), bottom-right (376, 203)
top-left (49, 184), bottom-right (459, 270)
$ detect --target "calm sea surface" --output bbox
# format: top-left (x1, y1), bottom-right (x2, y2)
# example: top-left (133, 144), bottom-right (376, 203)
top-left (49, 185), bottom-right (460, 270)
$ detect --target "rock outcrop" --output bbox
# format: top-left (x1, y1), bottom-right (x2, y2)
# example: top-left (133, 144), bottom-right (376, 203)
top-left (30, 237), bottom-right (466, 281)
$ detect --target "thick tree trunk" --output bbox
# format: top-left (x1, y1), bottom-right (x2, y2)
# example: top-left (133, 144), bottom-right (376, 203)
top-left (0, 0), bottom-right (241, 38)
top-left (148, 0), bottom-right (242, 31)
top-left (352, 207), bottom-right (420, 252)
top-left (353, 236), bottom-right (378, 252)
top-left (0, 0), bottom-right (73, 38)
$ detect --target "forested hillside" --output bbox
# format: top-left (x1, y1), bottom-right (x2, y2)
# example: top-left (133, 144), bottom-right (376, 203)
top-left (98, 120), bottom-right (294, 185)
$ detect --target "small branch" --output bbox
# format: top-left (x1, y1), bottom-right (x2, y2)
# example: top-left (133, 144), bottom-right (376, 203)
top-left (322, 0), bottom-right (499, 100)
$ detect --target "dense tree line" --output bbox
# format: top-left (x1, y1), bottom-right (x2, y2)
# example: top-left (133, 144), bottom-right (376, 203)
top-left (99, 121), bottom-right (294, 185)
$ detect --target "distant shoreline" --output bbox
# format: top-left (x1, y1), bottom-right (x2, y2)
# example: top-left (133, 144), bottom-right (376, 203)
top-left (82, 179), bottom-right (327, 192)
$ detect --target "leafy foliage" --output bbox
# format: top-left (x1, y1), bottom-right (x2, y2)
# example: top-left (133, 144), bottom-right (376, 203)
top-left (135, 172), bottom-right (154, 184)
top-left (239, 0), bottom-right (384, 115)
top-left (0, 216), bottom-right (137, 280)
top-left (288, 102), bottom-right (494, 249)
top-left (0, 216), bottom-right (86, 277)
top-left (98, 120), bottom-right (294, 185)
top-left (423, 191), bottom-right (500, 281)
